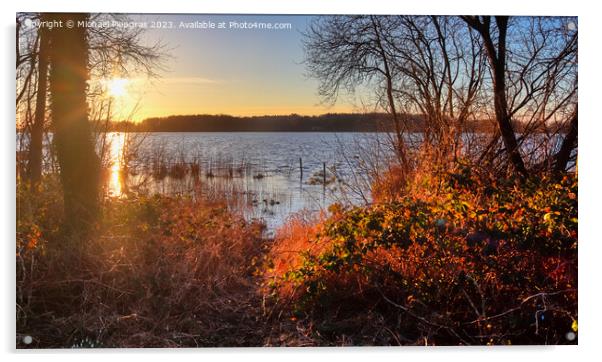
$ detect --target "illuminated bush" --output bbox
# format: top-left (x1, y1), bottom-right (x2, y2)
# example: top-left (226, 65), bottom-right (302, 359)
top-left (265, 169), bottom-right (577, 345)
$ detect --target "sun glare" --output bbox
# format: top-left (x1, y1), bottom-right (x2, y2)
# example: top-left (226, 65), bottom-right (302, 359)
top-left (107, 78), bottom-right (129, 98)
top-left (108, 132), bottom-right (125, 197)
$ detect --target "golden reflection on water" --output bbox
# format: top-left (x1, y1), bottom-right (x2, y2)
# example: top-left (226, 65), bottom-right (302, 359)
top-left (108, 132), bottom-right (125, 197)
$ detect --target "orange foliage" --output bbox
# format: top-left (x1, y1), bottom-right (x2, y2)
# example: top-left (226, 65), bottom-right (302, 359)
top-left (265, 168), bottom-right (577, 345)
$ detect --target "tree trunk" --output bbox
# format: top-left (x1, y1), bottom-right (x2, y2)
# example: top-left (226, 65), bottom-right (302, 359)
top-left (462, 16), bottom-right (528, 178)
top-left (554, 110), bottom-right (578, 173)
top-left (27, 22), bottom-right (50, 186)
top-left (47, 13), bottom-right (100, 234)
top-left (489, 17), bottom-right (527, 178)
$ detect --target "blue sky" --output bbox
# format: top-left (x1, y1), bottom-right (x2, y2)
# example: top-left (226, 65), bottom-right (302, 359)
top-left (116, 14), bottom-right (360, 121)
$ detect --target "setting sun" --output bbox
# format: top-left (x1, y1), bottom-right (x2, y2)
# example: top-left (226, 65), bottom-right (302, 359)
top-left (107, 78), bottom-right (129, 98)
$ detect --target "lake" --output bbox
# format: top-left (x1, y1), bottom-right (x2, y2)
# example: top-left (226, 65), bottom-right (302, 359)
top-left (21, 130), bottom-right (567, 233)
top-left (104, 132), bottom-right (392, 233)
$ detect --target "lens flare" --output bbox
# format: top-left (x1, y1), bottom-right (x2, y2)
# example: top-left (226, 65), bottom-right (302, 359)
top-left (107, 78), bottom-right (129, 98)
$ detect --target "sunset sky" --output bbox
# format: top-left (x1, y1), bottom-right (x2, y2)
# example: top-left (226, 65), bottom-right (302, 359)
top-left (109, 14), bottom-right (364, 122)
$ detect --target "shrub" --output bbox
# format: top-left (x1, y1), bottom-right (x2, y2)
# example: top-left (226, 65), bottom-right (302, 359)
top-left (17, 182), bottom-right (266, 348)
top-left (264, 168), bottom-right (577, 345)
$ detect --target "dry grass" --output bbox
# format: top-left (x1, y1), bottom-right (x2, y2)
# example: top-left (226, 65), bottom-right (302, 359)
top-left (265, 211), bottom-right (327, 279)
top-left (17, 180), bottom-right (270, 348)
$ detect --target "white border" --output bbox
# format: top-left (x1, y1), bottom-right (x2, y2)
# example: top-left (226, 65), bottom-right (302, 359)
top-left (2, 1), bottom-right (600, 361)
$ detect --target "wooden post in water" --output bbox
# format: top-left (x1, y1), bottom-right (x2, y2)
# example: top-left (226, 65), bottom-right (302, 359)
top-left (323, 162), bottom-right (326, 189)
top-left (299, 157), bottom-right (303, 180)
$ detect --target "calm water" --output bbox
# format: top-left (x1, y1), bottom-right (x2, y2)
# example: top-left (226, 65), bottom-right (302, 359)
top-left (105, 132), bottom-right (387, 232)
top-left (20, 131), bottom-right (567, 233)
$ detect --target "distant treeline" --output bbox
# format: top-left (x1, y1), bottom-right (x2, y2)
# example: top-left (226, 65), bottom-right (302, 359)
top-left (108, 113), bottom-right (417, 132)
top-left (103, 113), bottom-right (553, 133)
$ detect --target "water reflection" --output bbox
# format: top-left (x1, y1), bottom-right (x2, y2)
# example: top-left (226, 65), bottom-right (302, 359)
top-left (100, 132), bottom-right (374, 232)
top-left (107, 132), bottom-right (125, 197)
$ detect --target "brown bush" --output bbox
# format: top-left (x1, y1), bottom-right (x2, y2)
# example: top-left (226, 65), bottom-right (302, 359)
top-left (17, 183), bottom-right (266, 348)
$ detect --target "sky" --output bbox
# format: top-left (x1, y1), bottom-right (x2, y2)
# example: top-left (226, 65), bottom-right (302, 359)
top-left (108, 14), bottom-right (362, 122)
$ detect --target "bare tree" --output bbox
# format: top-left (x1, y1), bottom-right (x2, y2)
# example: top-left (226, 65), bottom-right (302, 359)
top-left (16, 14), bottom-right (41, 180)
top-left (304, 16), bottom-right (487, 175)
top-left (16, 14), bottom-right (38, 108)
top-left (18, 12), bottom-right (167, 189)
top-left (384, 16), bottom-right (486, 165)
top-left (87, 14), bottom-right (166, 80)
top-left (460, 16), bottom-right (577, 176)
top-left (306, 15), bottom-right (577, 181)
top-left (511, 17), bottom-right (578, 172)
top-left (26, 15), bottom-right (50, 185)
top-left (461, 16), bottom-right (529, 177)
top-left (303, 16), bottom-right (410, 172)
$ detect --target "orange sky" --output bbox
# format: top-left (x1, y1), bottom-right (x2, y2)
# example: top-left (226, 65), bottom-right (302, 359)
top-left (108, 75), bottom-right (359, 123)
top-left (102, 14), bottom-right (364, 123)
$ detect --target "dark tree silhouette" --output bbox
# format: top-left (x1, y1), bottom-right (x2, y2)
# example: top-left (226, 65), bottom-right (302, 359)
top-left (47, 13), bottom-right (100, 234)
top-left (554, 110), bottom-right (578, 173)
top-left (27, 16), bottom-right (50, 185)
top-left (461, 16), bottom-right (528, 177)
